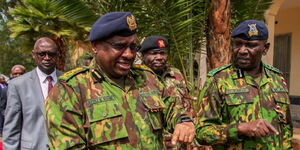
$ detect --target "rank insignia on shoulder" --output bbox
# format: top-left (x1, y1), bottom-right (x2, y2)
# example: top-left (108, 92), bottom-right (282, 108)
top-left (279, 74), bottom-right (288, 88)
top-left (133, 64), bottom-right (154, 72)
top-left (248, 24), bottom-right (258, 37)
top-left (59, 67), bottom-right (88, 81)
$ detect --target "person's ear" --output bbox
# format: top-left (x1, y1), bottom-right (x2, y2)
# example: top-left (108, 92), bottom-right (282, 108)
top-left (91, 42), bottom-right (97, 54)
top-left (263, 43), bottom-right (270, 55)
top-left (32, 50), bottom-right (36, 59)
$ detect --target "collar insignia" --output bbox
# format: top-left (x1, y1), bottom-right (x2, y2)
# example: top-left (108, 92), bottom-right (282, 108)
top-left (248, 24), bottom-right (259, 37)
top-left (127, 15), bottom-right (137, 31)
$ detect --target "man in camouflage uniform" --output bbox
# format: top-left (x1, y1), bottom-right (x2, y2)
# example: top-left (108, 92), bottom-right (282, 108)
top-left (140, 36), bottom-right (193, 150)
top-left (196, 20), bottom-right (293, 149)
top-left (45, 12), bottom-right (195, 149)
top-left (140, 35), bottom-right (191, 111)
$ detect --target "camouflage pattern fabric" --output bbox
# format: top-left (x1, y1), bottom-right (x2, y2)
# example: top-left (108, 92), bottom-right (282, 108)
top-left (45, 60), bottom-right (188, 150)
top-left (196, 63), bottom-right (293, 150)
top-left (160, 66), bottom-right (188, 98)
top-left (159, 66), bottom-right (193, 150)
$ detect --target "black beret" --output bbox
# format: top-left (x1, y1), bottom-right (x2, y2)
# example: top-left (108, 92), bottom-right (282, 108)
top-left (231, 20), bottom-right (268, 40)
top-left (140, 36), bottom-right (169, 52)
top-left (89, 12), bottom-right (137, 42)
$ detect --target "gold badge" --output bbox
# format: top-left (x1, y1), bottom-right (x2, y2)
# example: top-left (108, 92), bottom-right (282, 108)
top-left (248, 24), bottom-right (259, 37)
top-left (127, 15), bottom-right (137, 31)
top-left (157, 40), bottom-right (165, 48)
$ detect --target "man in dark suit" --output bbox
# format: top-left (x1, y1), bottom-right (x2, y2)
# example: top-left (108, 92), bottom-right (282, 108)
top-left (0, 81), bottom-right (7, 137)
top-left (3, 37), bottom-right (63, 150)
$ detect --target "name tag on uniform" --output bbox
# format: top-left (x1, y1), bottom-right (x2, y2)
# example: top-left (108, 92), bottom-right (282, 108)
top-left (139, 90), bottom-right (160, 98)
top-left (87, 95), bottom-right (115, 107)
top-left (272, 88), bottom-right (288, 93)
top-left (226, 88), bottom-right (249, 94)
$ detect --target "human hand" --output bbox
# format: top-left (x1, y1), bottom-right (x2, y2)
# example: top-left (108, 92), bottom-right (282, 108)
top-left (237, 119), bottom-right (279, 138)
top-left (171, 122), bottom-right (195, 145)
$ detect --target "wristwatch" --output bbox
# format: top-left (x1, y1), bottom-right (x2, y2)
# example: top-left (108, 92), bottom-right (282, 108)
top-left (179, 117), bottom-right (194, 123)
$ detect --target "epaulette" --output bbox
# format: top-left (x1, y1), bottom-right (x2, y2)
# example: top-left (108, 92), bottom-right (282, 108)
top-left (207, 64), bottom-right (231, 77)
top-left (264, 64), bottom-right (283, 74)
top-left (59, 67), bottom-right (89, 81)
top-left (132, 64), bottom-right (154, 73)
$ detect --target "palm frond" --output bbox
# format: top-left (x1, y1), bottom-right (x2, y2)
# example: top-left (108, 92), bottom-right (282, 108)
top-left (231, 0), bottom-right (273, 26)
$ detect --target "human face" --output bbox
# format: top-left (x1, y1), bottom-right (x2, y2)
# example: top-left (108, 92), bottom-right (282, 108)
top-left (92, 35), bottom-right (138, 79)
top-left (33, 42), bottom-right (58, 75)
top-left (0, 77), bottom-right (5, 84)
top-left (11, 67), bottom-right (25, 78)
top-left (142, 49), bottom-right (168, 74)
top-left (232, 38), bottom-right (269, 70)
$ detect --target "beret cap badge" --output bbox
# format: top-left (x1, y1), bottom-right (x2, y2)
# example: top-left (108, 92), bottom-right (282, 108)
top-left (157, 40), bottom-right (166, 48)
top-left (127, 15), bottom-right (137, 31)
top-left (248, 23), bottom-right (259, 37)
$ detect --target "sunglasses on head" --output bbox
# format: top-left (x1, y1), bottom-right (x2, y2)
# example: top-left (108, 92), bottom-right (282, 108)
top-left (104, 41), bottom-right (140, 52)
top-left (34, 51), bottom-right (58, 58)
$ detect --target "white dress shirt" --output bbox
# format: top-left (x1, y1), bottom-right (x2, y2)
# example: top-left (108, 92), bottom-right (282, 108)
top-left (36, 67), bottom-right (57, 99)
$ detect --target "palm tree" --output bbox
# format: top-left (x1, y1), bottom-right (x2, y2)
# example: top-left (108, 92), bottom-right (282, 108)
top-left (206, 0), bottom-right (231, 70)
top-left (133, 0), bottom-right (208, 92)
top-left (81, 0), bottom-right (208, 92)
top-left (8, 0), bottom-right (97, 70)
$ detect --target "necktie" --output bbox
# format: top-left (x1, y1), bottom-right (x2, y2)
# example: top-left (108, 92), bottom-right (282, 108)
top-left (46, 76), bottom-right (53, 94)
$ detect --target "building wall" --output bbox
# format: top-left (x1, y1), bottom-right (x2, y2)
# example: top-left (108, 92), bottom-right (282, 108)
top-left (275, 6), bottom-right (300, 96)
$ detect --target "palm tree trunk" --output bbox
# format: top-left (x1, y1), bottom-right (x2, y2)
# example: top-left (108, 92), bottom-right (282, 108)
top-left (53, 37), bottom-right (66, 71)
top-left (206, 0), bottom-right (231, 71)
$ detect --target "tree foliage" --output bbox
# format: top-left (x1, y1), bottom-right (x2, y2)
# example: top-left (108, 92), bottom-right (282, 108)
top-left (231, 0), bottom-right (273, 26)
top-left (0, 0), bottom-right (273, 89)
top-left (6, 0), bottom-right (97, 70)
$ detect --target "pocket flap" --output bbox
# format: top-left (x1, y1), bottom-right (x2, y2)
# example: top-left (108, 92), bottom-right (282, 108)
top-left (139, 90), bottom-right (166, 110)
top-left (139, 90), bottom-right (165, 130)
top-left (274, 93), bottom-right (290, 104)
top-left (86, 100), bottom-right (122, 122)
top-left (21, 139), bottom-right (32, 149)
top-left (225, 88), bottom-right (252, 105)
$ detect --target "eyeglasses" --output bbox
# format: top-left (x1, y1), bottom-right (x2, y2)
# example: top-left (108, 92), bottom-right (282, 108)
top-left (34, 51), bottom-right (58, 58)
top-left (104, 41), bottom-right (140, 52)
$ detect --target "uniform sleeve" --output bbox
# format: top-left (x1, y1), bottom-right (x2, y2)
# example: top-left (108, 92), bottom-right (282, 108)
top-left (195, 77), bottom-right (241, 145)
top-left (3, 83), bottom-right (22, 150)
top-left (161, 81), bottom-right (190, 132)
top-left (282, 106), bottom-right (293, 149)
top-left (45, 82), bottom-right (87, 149)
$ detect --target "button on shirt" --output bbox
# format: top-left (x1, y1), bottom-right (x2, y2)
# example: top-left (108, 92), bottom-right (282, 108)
top-left (36, 68), bottom-right (57, 99)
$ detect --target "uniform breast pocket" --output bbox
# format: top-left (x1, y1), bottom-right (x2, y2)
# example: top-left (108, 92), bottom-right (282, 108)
top-left (224, 88), bottom-right (253, 122)
top-left (85, 100), bottom-right (128, 145)
top-left (140, 94), bottom-right (166, 131)
top-left (272, 89), bottom-right (290, 124)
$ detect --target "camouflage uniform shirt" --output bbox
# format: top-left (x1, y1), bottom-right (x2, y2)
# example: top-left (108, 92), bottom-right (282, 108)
top-left (45, 61), bottom-right (188, 150)
top-left (196, 63), bottom-right (293, 150)
top-left (159, 66), bottom-right (188, 98)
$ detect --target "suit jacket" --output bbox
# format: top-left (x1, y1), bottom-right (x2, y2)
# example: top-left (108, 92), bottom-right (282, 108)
top-left (0, 86), bottom-right (7, 115)
top-left (3, 68), bottom-right (63, 150)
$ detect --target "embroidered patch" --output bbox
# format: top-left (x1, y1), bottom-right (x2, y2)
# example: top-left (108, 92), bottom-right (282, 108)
top-left (157, 40), bottom-right (165, 48)
top-left (87, 96), bottom-right (115, 107)
top-left (127, 15), bottom-right (137, 31)
top-left (248, 24), bottom-right (259, 37)
top-left (226, 88), bottom-right (249, 94)
top-left (272, 88), bottom-right (288, 93)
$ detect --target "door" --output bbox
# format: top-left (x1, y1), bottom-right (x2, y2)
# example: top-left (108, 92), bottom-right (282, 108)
top-left (273, 33), bottom-right (291, 89)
